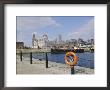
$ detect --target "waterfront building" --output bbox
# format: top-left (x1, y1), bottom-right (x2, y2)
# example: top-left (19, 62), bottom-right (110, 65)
top-left (16, 42), bottom-right (24, 49)
top-left (32, 33), bottom-right (49, 49)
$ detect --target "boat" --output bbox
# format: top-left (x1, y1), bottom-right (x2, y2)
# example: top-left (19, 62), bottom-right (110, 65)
top-left (51, 48), bottom-right (84, 54)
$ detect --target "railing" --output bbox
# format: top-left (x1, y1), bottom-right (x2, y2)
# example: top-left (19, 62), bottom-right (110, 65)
top-left (17, 51), bottom-right (75, 74)
top-left (17, 51), bottom-right (49, 68)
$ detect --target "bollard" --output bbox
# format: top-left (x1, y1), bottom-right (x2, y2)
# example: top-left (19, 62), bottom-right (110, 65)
top-left (45, 53), bottom-right (48, 68)
top-left (71, 66), bottom-right (74, 74)
top-left (20, 51), bottom-right (22, 61)
top-left (30, 52), bottom-right (32, 64)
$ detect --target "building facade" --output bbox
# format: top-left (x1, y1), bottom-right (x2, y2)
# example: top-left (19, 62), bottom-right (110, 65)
top-left (16, 42), bottom-right (24, 49)
top-left (32, 34), bottom-right (49, 49)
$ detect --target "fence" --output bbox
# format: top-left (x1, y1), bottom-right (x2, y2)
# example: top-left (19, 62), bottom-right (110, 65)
top-left (17, 51), bottom-right (49, 68)
top-left (16, 51), bottom-right (76, 74)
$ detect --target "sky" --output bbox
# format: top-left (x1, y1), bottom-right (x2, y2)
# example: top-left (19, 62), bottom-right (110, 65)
top-left (17, 16), bottom-right (94, 47)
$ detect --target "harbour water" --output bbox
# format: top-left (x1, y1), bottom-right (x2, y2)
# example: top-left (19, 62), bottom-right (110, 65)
top-left (49, 52), bottom-right (94, 69)
top-left (21, 52), bottom-right (94, 69)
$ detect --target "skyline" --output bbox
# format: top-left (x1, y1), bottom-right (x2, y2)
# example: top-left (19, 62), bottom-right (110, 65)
top-left (17, 16), bottom-right (94, 46)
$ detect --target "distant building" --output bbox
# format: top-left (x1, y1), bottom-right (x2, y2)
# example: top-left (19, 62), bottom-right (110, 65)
top-left (87, 39), bottom-right (94, 45)
top-left (32, 33), bottom-right (49, 49)
top-left (70, 39), bottom-right (77, 45)
top-left (58, 34), bottom-right (62, 44)
top-left (78, 38), bottom-right (84, 45)
top-left (16, 42), bottom-right (24, 49)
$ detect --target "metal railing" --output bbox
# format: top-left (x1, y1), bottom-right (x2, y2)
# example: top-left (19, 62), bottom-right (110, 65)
top-left (18, 51), bottom-right (49, 68)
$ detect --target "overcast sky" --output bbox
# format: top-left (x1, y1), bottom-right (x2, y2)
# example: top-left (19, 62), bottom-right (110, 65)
top-left (17, 16), bottom-right (94, 47)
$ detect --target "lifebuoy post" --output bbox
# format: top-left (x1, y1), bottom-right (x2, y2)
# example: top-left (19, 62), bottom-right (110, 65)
top-left (64, 51), bottom-right (78, 74)
top-left (30, 52), bottom-right (32, 64)
top-left (71, 66), bottom-right (74, 74)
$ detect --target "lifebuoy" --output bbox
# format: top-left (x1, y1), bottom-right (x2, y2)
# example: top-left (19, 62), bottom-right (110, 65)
top-left (64, 51), bottom-right (78, 66)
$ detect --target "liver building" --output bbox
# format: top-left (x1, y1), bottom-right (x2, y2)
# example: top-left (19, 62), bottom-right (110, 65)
top-left (32, 33), bottom-right (48, 49)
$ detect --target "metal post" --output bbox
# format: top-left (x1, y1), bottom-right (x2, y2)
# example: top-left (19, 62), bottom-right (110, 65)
top-left (20, 51), bottom-right (22, 61)
top-left (71, 66), bottom-right (74, 74)
top-left (30, 52), bottom-right (32, 64)
top-left (46, 53), bottom-right (48, 68)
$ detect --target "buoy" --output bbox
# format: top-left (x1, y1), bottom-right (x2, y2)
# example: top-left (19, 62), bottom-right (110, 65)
top-left (64, 51), bottom-right (78, 66)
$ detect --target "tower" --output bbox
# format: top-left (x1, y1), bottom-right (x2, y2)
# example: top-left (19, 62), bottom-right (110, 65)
top-left (32, 34), bottom-right (38, 48)
top-left (43, 34), bottom-right (48, 41)
top-left (42, 34), bottom-right (48, 48)
top-left (58, 34), bottom-right (62, 44)
top-left (32, 34), bottom-right (35, 47)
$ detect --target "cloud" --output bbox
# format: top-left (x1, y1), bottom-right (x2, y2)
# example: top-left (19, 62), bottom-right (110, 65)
top-left (16, 16), bottom-right (61, 46)
top-left (17, 16), bottom-right (60, 31)
top-left (67, 18), bottom-right (94, 40)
